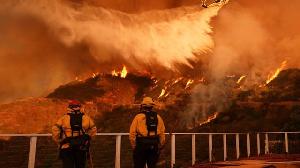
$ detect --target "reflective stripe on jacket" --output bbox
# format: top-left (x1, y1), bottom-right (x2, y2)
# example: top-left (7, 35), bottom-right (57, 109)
top-left (129, 113), bottom-right (165, 149)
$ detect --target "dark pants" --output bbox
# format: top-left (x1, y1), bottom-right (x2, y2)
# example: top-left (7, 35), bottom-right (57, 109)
top-left (60, 148), bottom-right (87, 168)
top-left (133, 141), bottom-right (159, 168)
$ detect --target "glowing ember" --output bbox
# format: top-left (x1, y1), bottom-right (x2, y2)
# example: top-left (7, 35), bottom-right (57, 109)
top-left (75, 76), bottom-right (82, 81)
top-left (158, 89), bottom-right (166, 98)
top-left (237, 75), bottom-right (246, 84)
top-left (173, 77), bottom-right (183, 85)
top-left (92, 73), bottom-right (97, 78)
top-left (120, 66), bottom-right (128, 78)
top-left (227, 75), bottom-right (236, 78)
top-left (185, 79), bottom-right (194, 89)
top-left (164, 93), bottom-right (170, 98)
top-left (165, 80), bottom-right (170, 85)
top-left (199, 112), bottom-right (219, 126)
top-left (199, 77), bottom-right (206, 83)
top-left (265, 61), bottom-right (287, 85)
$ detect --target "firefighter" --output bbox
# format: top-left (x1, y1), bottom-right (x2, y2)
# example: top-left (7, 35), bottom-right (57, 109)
top-left (129, 97), bottom-right (166, 168)
top-left (52, 100), bottom-right (97, 168)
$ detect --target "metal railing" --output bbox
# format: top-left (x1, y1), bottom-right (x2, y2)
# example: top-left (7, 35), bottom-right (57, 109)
top-left (0, 132), bottom-right (299, 168)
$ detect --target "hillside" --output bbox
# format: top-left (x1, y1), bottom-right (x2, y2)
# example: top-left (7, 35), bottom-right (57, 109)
top-left (0, 69), bottom-right (300, 135)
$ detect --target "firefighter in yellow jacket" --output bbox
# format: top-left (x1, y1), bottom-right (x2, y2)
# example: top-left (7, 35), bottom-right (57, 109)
top-left (129, 97), bottom-right (165, 168)
top-left (52, 100), bottom-right (97, 168)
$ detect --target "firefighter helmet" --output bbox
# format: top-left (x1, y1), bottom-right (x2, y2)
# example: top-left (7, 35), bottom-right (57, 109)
top-left (68, 100), bottom-right (81, 109)
top-left (141, 97), bottom-right (155, 107)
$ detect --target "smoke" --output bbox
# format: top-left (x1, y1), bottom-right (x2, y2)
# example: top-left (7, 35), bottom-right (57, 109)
top-left (14, 0), bottom-right (226, 68)
top-left (2, 0), bottom-right (298, 106)
top-left (186, 0), bottom-right (300, 125)
top-left (210, 0), bottom-right (300, 82)
top-left (0, 0), bottom-right (226, 103)
top-left (184, 82), bottom-right (231, 128)
top-left (0, 5), bottom-right (98, 103)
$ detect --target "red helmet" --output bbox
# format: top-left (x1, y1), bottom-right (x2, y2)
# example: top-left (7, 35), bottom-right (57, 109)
top-left (68, 100), bottom-right (81, 108)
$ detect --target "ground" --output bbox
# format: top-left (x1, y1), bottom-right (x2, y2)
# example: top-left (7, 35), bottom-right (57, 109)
top-left (193, 160), bottom-right (300, 168)
top-left (192, 154), bottom-right (300, 168)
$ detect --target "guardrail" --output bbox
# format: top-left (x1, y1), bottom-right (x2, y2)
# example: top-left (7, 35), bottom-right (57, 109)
top-left (1, 132), bottom-right (300, 168)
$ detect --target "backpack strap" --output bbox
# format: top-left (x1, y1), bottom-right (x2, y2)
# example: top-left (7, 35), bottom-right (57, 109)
top-left (152, 112), bottom-right (158, 136)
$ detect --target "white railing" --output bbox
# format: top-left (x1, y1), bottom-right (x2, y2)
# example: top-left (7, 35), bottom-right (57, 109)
top-left (0, 132), bottom-right (300, 168)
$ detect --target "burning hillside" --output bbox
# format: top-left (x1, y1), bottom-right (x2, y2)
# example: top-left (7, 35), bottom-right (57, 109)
top-left (264, 69), bottom-right (300, 101)
top-left (1, 0), bottom-right (299, 104)
top-left (1, 1), bottom-right (300, 168)
top-left (1, 66), bottom-right (300, 135)
top-left (195, 68), bottom-right (300, 132)
top-left (47, 69), bottom-right (200, 105)
top-left (0, 0), bottom-right (226, 103)
top-left (0, 0), bottom-right (300, 134)
top-left (0, 70), bottom-right (195, 134)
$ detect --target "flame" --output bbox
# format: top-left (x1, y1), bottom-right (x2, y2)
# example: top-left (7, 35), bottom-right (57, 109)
top-left (199, 77), bottom-right (206, 83)
top-left (199, 112), bottom-right (219, 126)
top-left (173, 77), bottom-right (183, 85)
top-left (92, 73), bottom-right (97, 78)
top-left (164, 92), bottom-right (170, 98)
top-left (112, 70), bottom-right (118, 77)
top-left (265, 61), bottom-right (287, 85)
top-left (237, 75), bottom-right (246, 84)
top-left (75, 76), bottom-right (82, 81)
top-left (158, 89), bottom-right (166, 98)
top-left (185, 79), bottom-right (194, 89)
top-left (120, 66), bottom-right (128, 78)
top-left (111, 65), bottom-right (128, 78)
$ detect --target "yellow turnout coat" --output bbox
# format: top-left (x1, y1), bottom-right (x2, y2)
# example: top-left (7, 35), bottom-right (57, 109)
top-left (129, 113), bottom-right (165, 149)
top-left (52, 112), bottom-right (97, 149)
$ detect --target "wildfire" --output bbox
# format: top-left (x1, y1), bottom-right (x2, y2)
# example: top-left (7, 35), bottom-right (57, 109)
top-left (75, 76), bottom-right (82, 81)
top-left (265, 61), bottom-right (287, 85)
top-left (111, 65), bottom-right (128, 78)
top-left (120, 66), bottom-right (128, 78)
top-left (158, 89), bottom-right (166, 98)
top-left (199, 112), bottom-right (219, 126)
top-left (92, 73), bottom-right (97, 78)
top-left (164, 93), bottom-right (170, 98)
top-left (112, 70), bottom-right (118, 77)
top-left (237, 75), bottom-right (246, 84)
top-left (199, 77), bottom-right (205, 83)
top-left (185, 79), bottom-right (194, 89)
top-left (173, 77), bottom-right (183, 85)
top-left (227, 75), bottom-right (235, 78)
